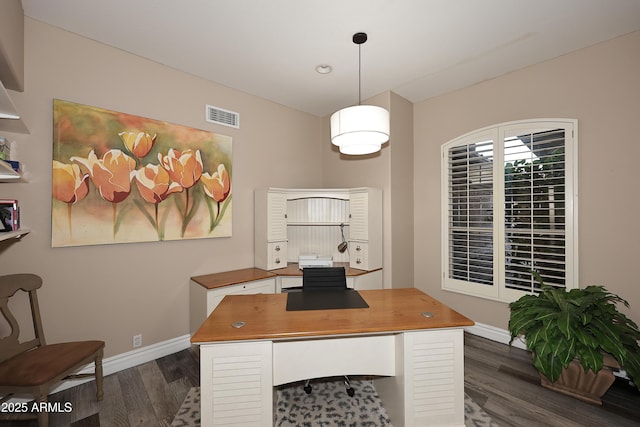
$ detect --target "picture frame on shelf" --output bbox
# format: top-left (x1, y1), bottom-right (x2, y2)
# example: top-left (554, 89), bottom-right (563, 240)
top-left (0, 199), bottom-right (19, 232)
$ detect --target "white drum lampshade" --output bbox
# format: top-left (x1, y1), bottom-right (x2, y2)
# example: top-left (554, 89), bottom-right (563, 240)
top-left (330, 105), bottom-right (389, 155)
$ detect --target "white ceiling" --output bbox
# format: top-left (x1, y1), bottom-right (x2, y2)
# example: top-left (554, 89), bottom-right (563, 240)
top-left (21, 0), bottom-right (640, 117)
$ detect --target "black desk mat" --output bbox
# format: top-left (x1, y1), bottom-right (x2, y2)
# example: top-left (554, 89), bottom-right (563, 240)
top-left (286, 290), bottom-right (369, 311)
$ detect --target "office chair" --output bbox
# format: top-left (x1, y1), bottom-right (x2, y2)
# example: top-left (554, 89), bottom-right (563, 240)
top-left (301, 267), bottom-right (355, 397)
top-left (0, 274), bottom-right (105, 427)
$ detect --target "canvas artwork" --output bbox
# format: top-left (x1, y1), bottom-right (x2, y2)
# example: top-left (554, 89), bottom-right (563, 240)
top-left (52, 99), bottom-right (232, 247)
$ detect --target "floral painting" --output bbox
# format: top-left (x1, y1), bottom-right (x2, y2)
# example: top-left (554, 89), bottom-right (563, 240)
top-left (52, 99), bottom-right (232, 247)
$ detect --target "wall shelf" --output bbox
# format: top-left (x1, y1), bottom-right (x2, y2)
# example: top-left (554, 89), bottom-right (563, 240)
top-left (0, 80), bottom-right (28, 134)
top-left (0, 228), bottom-right (30, 242)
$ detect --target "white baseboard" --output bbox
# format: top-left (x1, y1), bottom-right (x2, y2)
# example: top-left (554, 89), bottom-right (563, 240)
top-left (51, 334), bottom-right (192, 394)
top-left (465, 322), bottom-right (527, 350)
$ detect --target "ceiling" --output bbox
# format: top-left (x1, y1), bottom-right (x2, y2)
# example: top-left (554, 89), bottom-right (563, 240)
top-left (21, 0), bottom-right (640, 117)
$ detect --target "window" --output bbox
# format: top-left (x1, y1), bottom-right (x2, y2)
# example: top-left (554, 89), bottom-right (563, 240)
top-left (441, 119), bottom-right (577, 302)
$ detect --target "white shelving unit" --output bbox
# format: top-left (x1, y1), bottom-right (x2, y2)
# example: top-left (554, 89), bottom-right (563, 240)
top-left (254, 187), bottom-right (382, 271)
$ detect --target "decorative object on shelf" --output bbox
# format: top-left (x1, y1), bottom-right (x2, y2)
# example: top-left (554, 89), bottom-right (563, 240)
top-left (0, 199), bottom-right (19, 232)
top-left (330, 32), bottom-right (389, 155)
top-left (508, 272), bottom-right (640, 404)
top-left (338, 222), bottom-right (348, 253)
top-left (0, 159), bottom-right (19, 180)
top-left (0, 137), bottom-right (8, 159)
top-left (52, 99), bottom-right (232, 247)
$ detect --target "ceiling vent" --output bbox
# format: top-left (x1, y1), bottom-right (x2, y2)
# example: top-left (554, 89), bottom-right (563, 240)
top-left (205, 104), bottom-right (240, 128)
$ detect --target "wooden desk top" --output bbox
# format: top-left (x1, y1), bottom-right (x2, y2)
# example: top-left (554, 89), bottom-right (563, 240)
top-left (191, 288), bottom-right (474, 344)
top-left (191, 268), bottom-right (277, 290)
top-left (191, 264), bottom-right (380, 289)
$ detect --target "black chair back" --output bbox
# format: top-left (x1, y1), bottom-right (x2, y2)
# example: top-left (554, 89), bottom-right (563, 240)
top-left (302, 267), bottom-right (347, 291)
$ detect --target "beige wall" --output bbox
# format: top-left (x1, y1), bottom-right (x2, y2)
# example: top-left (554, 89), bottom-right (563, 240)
top-left (388, 92), bottom-right (414, 290)
top-left (0, 18), bottom-right (324, 357)
top-left (413, 30), bottom-right (640, 330)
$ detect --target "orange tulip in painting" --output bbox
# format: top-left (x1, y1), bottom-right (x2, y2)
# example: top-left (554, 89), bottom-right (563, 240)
top-left (134, 164), bottom-right (183, 204)
top-left (133, 164), bottom-right (183, 239)
top-left (201, 164), bottom-right (232, 231)
top-left (202, 164), bottom-right (231, 203)
top-left (158, 148), bottom-right (203, 189)
top-left (71, 149), bottom-right (136, 203)
top-left (118, 131), bottom-right (157, 160)
top-left (158, 148), bottom-right (206, 236)
top-left (52, 160), bottom-right (91, 239)
top-left (52, 160), bottom-right (90, 204)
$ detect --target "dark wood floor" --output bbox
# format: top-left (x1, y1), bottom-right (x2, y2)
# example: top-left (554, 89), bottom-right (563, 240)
top-left (463, 333), bottom-right (640, 427)
top-left (2, 333), bottom-right (639, 426)
top-left (0, 347), bottom-right (200, 427)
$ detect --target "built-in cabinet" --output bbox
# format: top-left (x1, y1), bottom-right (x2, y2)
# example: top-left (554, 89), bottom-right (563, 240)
top-left (254, 187), bottom-right (382, 272)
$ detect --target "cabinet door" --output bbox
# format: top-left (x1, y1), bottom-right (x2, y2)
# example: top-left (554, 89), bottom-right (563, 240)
top-left (349, 241), bottom-right (368, 269)
top-left (200, 341), bottom-right (273, 425)
top-left (268, 191), bottom-right (287, 241)
top-left (349, 191), bottom-right (369, 240)
top-left (267, 241), bottom-right (287, 270)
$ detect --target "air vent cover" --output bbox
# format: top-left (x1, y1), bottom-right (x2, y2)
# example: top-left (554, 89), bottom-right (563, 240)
top-left (206, 104), bottom-right (240, 128)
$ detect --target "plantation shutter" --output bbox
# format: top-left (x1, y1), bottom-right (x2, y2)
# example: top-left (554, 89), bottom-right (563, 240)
top-left (445, 131), bottom-right (497, 297)
top-left (442, 119), bottom-right (577, 302)
top-left (502, 126), bottom-right (568, 293)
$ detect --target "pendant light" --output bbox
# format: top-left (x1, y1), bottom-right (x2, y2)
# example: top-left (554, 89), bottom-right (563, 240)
top-left (330, 32), bottom-right (389, 155)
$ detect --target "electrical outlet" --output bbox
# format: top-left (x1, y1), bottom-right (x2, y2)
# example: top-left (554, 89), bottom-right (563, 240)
top-left (133, 334), bottom-right (142, 348)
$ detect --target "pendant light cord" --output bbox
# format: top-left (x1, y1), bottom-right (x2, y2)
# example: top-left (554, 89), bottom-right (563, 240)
top-left (352, 32), bottom-right (367, 106)
top-left (358, 42), bottom-right (362, 105)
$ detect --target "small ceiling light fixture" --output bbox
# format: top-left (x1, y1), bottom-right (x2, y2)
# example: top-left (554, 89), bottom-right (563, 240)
top-left (316, 64), bottom-right (333, 74)
top-left (330, 32), bottom-right (389, 155)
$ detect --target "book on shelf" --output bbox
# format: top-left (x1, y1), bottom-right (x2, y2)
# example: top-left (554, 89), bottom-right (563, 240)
top-left (0, 159), bottom-right (20, 179)
top-left (0, 199), bottom-right (19, 232)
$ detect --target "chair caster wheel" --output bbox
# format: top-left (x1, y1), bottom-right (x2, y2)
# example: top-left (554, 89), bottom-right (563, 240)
top-left (304, 385), bottom-right (312, 394)
top-left (347, 387), bottom-right (355, 397)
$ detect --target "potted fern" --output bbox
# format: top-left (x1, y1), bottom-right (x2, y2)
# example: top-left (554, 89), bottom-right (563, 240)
top-left (508, 275), bottom-right (640, 404)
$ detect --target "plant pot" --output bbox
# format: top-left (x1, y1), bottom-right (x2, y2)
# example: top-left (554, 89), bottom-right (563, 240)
top-left (539, 354), bottom-right (620, 405)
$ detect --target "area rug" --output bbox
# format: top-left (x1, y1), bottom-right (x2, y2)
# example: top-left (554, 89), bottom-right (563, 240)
top-left (172, 379), bottom-right (498, 426)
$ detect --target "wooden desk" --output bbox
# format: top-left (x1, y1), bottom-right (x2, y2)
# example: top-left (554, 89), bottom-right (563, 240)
top-left (191, 288), bottom-right (474, 426)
